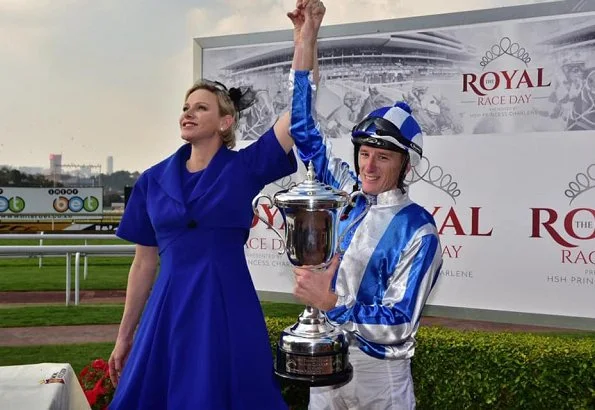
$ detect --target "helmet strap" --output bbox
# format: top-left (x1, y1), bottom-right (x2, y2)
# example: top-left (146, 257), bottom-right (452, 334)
top-left (397, 154), bottom-right (410, 194)
top-left (353, 144), bottom-right (361, 176)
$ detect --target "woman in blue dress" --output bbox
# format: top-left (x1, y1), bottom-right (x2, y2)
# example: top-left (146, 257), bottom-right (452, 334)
top-left (107, 1), bottom-right (326, 408)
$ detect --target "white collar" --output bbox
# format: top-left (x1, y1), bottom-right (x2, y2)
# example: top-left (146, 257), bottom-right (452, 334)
top-left (373, 188), bottom-right (410, 206)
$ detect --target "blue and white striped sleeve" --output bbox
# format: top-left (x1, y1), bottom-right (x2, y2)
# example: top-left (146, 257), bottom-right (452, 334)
top-left (289, 69), bottom-right (358, 191)
top-left (327, 230), bottom-right (442, 345)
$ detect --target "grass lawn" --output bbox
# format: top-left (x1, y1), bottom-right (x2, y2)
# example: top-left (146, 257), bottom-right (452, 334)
top-left (0, 302), bottom-right (304, 328)
top-left (0, 343), bottom-right (114, 374)
top-left (0, 301), bottom-right (304, 383)
top-left (2, 302), bottom-right (593, 341)
top-left (0, 305), bottom-right (125, 327)
top-left (0, 237), bottom-right (131, 290)
top-left (0, 302), bottom-right (305, 384)
top-left (261, 301), bottom-right (304, 318)
top-left (0, 257), bottom-right (131, 291)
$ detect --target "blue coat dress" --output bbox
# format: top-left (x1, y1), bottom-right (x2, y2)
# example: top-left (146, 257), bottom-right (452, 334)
top-left (109, 128), bottom-right (296, 410)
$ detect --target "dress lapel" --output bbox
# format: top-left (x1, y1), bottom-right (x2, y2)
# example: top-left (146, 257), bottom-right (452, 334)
top-left (187, 144), bottom-right (234, 204)
top-left (154, 144), bottom-right (189, 205)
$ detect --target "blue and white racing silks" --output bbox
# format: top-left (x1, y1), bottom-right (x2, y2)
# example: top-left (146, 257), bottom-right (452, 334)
top-left (289, 70), bottom-right (443, 360)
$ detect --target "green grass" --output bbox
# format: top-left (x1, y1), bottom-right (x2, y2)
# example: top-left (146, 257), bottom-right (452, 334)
top-left (261, 301), bottom-right (304, 318)
top-left (3, 302), bottom-right (592, 340)
top-left (0, 305), bottom-right (125, 328)
top-left (0, 257), bottom-right (130, 291)
top-left (0, 303), bottom-right (304, 377)
top-left (0, 343), bottom-right (114, 374)
top-left (0, 302), bottom-right (304, 328)
top-left (0, 237), bottom-right (131, 290)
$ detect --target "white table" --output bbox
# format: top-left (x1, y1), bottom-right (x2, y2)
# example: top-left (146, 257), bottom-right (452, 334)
top-left (0, 363), bottom-right (91, 410)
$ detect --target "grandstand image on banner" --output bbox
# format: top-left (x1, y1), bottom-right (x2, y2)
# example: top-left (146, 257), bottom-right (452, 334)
top-left (200, 10), bottom-right (595, 140)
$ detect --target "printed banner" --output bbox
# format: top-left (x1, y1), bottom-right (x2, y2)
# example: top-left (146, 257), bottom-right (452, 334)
top-left (202, 13), bottom-right (595, 140)
top-left (0, 187), bottom-right (103, 215)
top-left (200, 9), bottom-right (595, 319)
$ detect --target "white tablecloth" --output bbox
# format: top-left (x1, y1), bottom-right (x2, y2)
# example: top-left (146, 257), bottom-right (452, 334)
top-left (0, 363), bottom-right (91, 410)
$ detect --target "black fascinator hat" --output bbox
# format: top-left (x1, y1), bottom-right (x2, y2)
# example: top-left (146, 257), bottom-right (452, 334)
top-left (228, 86), bottom-right (257, 113)
top-left (203, 80), bottom-right (256, 116)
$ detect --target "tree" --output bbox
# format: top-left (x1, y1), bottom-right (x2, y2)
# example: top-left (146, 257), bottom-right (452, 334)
top-left (97, 171), bottom-right (140, 194)
top-left (0, 167), bottom-right (60, 187)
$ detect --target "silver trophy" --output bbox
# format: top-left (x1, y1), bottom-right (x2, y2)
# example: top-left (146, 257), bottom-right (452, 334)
top-left (252, 162), bottom-right (370, 386)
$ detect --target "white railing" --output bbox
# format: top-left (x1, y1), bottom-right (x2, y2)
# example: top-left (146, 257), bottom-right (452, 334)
top-left (0, 212), bottom-right (122, 231)
top-left (0, 243), bottom-right (134, 306)
top-left (0, 234), bottom-right (119, 240)
top-left (1, 232), bottom-right (120, 270)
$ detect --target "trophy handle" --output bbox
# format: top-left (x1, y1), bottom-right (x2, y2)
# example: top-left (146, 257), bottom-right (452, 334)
top-left (252, 193), bottom-right (286, 255)
top-left (336, 191), bottom-right (372, 255)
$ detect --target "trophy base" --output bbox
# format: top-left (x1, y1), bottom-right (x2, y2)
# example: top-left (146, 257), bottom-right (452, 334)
top-left (274, 307), bottom-right (353, 387)
top-left (275, 352), bottom-right (353, 387)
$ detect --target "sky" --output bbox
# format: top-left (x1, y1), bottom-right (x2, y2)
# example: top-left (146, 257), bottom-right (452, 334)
top-left (0, 0), bottom-right (556, 173)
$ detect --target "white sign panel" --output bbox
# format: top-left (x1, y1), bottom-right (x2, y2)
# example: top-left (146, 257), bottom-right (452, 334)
top-left (198, 4), bottom-right (595, 320)
top-left (0, 187), bottom-right (103, 215)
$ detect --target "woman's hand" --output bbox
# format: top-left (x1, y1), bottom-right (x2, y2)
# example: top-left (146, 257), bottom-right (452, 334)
top-left (108, 336), bottom-right (133, 386)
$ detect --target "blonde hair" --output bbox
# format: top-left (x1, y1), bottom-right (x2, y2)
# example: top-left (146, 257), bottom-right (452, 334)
top-left (184, 81), bottom-right (238, 149)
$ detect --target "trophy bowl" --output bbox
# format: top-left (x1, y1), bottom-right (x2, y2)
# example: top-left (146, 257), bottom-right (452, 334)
top-left (252, 162), bottom-right (370, 386)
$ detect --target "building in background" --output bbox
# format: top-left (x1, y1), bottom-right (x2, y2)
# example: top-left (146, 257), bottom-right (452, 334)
top-left (106, 156), bottom-right (113, 175)
top-left (49, 153), bottom-right (62, 186)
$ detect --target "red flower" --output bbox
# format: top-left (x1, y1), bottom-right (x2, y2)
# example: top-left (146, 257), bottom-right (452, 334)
top-left (92, 359), bottom-right (108, 370)
top-left (78, 358), bottom-right (115, 410)
top-left (92, 377), bottom-right (106, 396)
top-left (85, 389), bottom-right (98, 406)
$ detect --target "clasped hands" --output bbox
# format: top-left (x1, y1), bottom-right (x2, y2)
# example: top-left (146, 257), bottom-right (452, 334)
top-left (287, 0), bottom-right (326, 45)
top-left (293, 254), bottom-right (339, 311)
